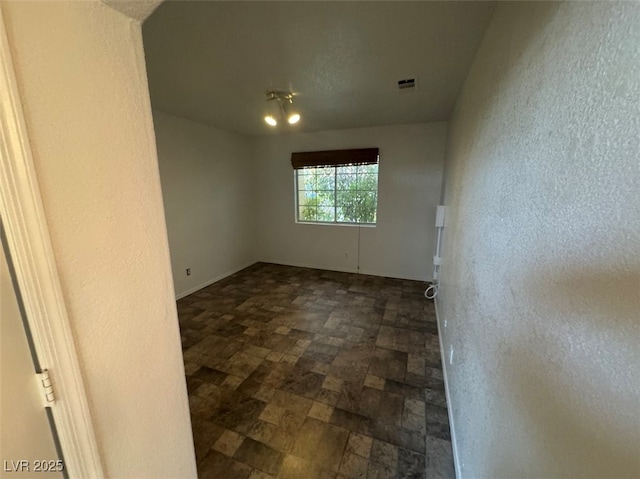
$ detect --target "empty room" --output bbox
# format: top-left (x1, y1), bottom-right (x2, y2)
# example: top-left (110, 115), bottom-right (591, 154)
top-left (0, 1), bottom-right (638, 479)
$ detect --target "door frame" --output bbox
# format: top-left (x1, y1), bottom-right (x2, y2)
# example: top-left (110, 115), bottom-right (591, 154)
top-left (0, 6), bottom-right (104, 478)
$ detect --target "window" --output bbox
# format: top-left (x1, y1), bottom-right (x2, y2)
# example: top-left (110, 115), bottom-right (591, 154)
top-left (292, 148), bottom-right (379, 225)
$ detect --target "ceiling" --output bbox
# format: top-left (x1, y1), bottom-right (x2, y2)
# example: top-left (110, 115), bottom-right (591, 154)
top-left (142, 1), bottom-right (496, 137)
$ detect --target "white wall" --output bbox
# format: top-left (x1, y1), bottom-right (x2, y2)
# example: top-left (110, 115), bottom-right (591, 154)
top-left (153, 110), bottom-right (257, 298)
top-left (2, 2), bottom-right (197, 477)
top-left (438, 2), bottom-right (640, 477)
top-left (254, 123), bottom-right (446, 281)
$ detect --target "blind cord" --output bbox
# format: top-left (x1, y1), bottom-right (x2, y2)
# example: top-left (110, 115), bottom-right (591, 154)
top-left (357, 226), bottom-right (361, 273)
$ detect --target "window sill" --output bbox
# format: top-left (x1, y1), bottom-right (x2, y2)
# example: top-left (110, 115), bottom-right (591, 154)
top-left (295, 221), bottom-right (376, 228)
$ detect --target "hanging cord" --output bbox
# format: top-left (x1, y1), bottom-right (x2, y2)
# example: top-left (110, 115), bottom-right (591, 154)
top-left (424, 283), bottom-right (438, 300)
top-left (425, 206), bottom-right (444, 300)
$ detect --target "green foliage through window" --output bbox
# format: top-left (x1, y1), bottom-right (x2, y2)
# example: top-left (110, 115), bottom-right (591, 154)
top-left (296, 163), bottom-right (378, 224)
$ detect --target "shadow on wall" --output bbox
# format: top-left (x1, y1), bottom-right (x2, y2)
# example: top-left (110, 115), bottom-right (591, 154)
top-left (490, 267), bottom-right (640, 478)
top-left (440, 1), bottom-right (562, 243)
top-left (536, 269), bottom-right (640, 321)
top-left (494, 353), bottom-right (640, 478)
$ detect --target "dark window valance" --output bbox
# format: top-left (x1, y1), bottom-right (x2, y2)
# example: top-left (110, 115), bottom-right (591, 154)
top-left (291, 148), bottom-right (379, 169)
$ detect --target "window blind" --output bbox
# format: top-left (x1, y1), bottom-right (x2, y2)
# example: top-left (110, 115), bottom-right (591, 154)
top-left (291, 148), bottom-right (379, 169)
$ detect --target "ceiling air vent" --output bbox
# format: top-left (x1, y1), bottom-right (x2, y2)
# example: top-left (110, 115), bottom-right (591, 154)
top-left (397, 78), bottom-right (416, 91)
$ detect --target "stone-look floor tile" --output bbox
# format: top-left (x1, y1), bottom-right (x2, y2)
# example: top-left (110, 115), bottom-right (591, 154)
top-left (407, 354), bottom-right (426, 376)
top-left (195, 366), bottom-right (228, 385)
top-left (425, 435), bottom-right (455, 479)
top-left (213, 429), bottom-right (245, 456)
top-left (280, 353), bottom-right (299, 365)
top-left (222, 375), bottom-right (245, 390)
top-left (271, 389), bottom-right (314, 416)
top-left (330, 408), bottom-right (375, 436)
top-left (358, 387), bottom-right (382, 418)
top-left (368, 440), bottom-right (398, 477)
top-left (365, 462), bottom-right (390, 479)
top-left (245, 345), bottom-right (271, 359)
top-left (194, 381), bottom-right (220, 398)
top-left (404, 398), bottom-right (426, 418)
top-left (184, 360), bottom-right (201, 375)
top-left (280, 367), bottom-right (325, 399)
top-left (291, 417), bottom-right (350, 472)
top-left (312, 362), bottom-right (331, 375)
top-left (253, 385), bottom-right (276, 403)
top-left (177, 263), bottom-right (452, 478)
top-left (247, 420), bottom-right (295, 453)
top-left (189, 394), bottom-right (216, 419)
top-left (316, 388), bottom-right (341, 406)
top-left (378, 391), bottom-right (404, 427)
top-left (287, 345), bottom-right (307, 357)
top-left (308, 401), bottom-right (334, 422)
top-left (279, 455), bottom-right (337, 479)
top-left (397, 447), bottom-right (426, 479)
top-left (265, 351), bottom-right (284, 362)
top-left (322, 375), bottom-right (344, 392)
top-left (192, 419), bottom-right (225, 464)
top-left (199, 451), bottom-right (252, 479)
top-left (233, 437), bottom-right (284, 476)
top-left (403, 411), bottom-right (427, 434)
top-left (339, 451), bottom-right (368, 478)
top-left (364, 374), bottom-right (385, 391)
top-left (337, 381), bottom-right (364, 413)
top-left (424, 388), bottom-right (447, 408)
top-left (186, 376), bottom-right (204, 394)
top-left (259, 403), bottom-right (286, 425)
top-left (237, 378), bottom-right (263, 397)
top-left (346, 433), bottom-right (373, 458)
top-left (248, 469), bottom-right (275, 479)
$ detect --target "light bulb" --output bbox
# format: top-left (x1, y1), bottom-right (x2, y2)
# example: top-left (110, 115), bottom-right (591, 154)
top-left (288, 113), bottom-right (300, 124)
top-left (264, 115), bottom-right (277, 126)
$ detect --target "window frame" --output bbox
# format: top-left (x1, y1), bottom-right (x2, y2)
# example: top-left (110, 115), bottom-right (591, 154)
top-left (294, 162), bottom-right (379, 226)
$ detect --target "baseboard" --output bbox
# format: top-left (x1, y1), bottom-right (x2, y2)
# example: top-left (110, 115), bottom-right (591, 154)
top-left (358, 267), bottom-right (430, 282)
top-left (175, 261), bottom-right (256, 300)
top-left (175, 260), bottom-right (431, 300)
top-left (262, 259), bottom-right (432, 283)
top-left (434, 297), bottom-right (461, 478)
top-left (262, 259), bottom-right (357, 275)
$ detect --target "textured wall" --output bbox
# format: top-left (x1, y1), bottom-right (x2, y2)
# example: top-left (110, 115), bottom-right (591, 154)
top-left (153, 110), bottom-right (257, 298)
top-left (3, 2), bottom-right (197, 477)
top-left (254, 123), bottom-right (446, 281)
top-left (439, 2), bottom-right (640, 477)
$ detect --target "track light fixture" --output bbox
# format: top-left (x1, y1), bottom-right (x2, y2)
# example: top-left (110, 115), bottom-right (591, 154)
top-left (264, 91), bottom-right (300, 127)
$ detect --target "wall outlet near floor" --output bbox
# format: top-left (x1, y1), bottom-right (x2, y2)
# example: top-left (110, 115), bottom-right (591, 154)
top-left (186, 268), bottom-right (191, 276)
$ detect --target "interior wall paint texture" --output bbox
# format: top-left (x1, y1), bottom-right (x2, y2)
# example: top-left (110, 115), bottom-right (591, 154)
top-left (153, 110), bottom-right (257, 298)
top-left (439, 2), bottom-right (639, 478)
top-left (2, 2), bottom-right (197, 477)
top-left (254, 123), bottom-right (446, 282)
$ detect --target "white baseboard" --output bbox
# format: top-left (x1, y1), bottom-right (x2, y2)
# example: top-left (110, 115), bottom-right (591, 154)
top-left (434, 297), bottom-right (461, 478)
top-left (262, 259), bottom-right (432, 283)
top-left (175, 261), bottom-right (256, 300)
top-left (262, 259), bottom-right (357, 275)
top-left (358, 267), bottom-right (430, 282)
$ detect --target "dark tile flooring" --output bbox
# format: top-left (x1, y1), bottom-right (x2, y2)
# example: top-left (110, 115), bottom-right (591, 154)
top-left (177, 263), bottom-right (454, 479)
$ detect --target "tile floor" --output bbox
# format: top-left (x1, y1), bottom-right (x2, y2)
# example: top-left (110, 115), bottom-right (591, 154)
top-left (177, 263), bottom-right (454, 479)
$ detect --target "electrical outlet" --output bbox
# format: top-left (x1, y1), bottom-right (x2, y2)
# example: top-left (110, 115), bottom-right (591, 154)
top-left (186, 268), bottom-right (191, 276)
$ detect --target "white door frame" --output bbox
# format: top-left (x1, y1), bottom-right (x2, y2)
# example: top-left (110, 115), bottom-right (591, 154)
top-left (0, 6), bottom-right (104, 478)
